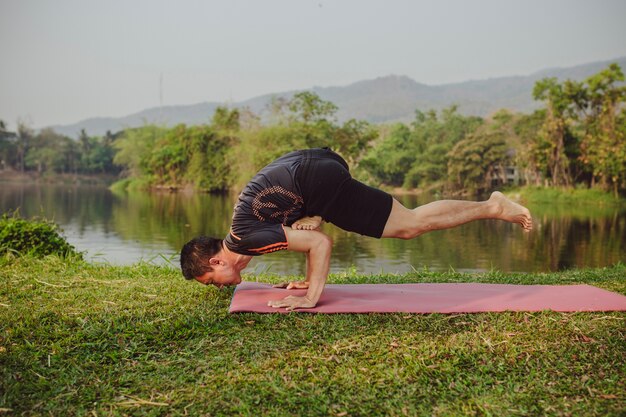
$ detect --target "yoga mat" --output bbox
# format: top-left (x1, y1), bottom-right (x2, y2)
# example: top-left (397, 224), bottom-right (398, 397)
top-left (229, 281), bottom-right (626, 314)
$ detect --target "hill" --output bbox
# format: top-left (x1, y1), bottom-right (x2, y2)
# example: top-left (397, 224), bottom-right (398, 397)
top-left (47, 56), bottom-right (626, 138)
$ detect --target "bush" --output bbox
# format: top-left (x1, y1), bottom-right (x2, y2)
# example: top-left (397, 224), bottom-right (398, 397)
top-left (0, 212), bottom-right (82, 258)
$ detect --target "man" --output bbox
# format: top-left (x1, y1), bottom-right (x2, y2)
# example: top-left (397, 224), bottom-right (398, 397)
top-left (181, 148), bottom-right (532, 311)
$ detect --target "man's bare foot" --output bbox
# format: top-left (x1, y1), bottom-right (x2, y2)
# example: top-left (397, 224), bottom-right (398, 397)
top-left (292, 216), bottom-right (323, 231)
top-left (489, 191), bottom-right (533, 231)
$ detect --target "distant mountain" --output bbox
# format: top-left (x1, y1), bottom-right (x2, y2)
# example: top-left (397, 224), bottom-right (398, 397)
top-left (47, 56), bottom-right (626, 138)
top-left (47, 102), bottom-right (222, 139)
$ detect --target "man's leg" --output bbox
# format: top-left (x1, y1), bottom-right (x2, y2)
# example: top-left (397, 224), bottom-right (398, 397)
top-left (381, 191), bottom-right (532, 239)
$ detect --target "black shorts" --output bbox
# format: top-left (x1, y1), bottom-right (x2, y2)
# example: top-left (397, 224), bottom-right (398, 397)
top-left (297, 148), bottom-right (393, 238)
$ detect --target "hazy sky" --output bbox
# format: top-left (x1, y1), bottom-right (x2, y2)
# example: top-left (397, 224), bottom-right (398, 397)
top-left (2, 0), bottom-right (626, 128)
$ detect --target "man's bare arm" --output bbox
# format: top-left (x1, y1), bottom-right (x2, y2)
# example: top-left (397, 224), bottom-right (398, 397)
top-left (267, 227), bottom-right (332, 310)
top-left (273, 217), bottom-right (323, 289)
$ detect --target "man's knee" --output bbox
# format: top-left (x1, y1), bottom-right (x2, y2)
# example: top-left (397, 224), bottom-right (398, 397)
top-left (315, 233), bottom-right (333, 251)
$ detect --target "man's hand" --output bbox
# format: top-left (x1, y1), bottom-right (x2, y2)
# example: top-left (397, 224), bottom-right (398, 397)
top-left (267, 295), bottom-right (316, 311)
top-left (272, 281), bottom-right (310, 290)
top-left (278, 227), bottom-right (332, 311)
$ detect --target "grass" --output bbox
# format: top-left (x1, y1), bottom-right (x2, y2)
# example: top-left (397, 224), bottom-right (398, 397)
top-left (1, 256), bottom-right (624, 416)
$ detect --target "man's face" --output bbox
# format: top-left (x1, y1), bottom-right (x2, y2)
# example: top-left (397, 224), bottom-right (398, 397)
top-left (195, 263), bottom-right (242, 288)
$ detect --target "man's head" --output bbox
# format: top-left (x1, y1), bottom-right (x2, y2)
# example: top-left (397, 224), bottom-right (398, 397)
top-left (180, 236), bottom-right (243, 288)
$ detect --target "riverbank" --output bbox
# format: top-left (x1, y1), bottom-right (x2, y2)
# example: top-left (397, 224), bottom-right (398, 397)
top-left (110, 177), bottom-right (229, 194)
top-left (4, 171), bottom-right (624, 205)
top-left (0, 169), bottom-right (117, 186)
top-left (505, 186), bottom-right (625, 205)
top-left (2, 256), bottom-right (624, 416)
top-left (110, 177), bottom-right (626, 205)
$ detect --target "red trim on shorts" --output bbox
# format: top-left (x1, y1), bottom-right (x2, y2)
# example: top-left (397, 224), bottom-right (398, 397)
top-left (229, 229), bottom-right (241, 241)
top-left (248, 241), bottom-right (288, 254)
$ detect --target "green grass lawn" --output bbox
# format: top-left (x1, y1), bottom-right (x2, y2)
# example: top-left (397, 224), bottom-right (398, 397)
top-left (1, 256), bottom-right (624, 416)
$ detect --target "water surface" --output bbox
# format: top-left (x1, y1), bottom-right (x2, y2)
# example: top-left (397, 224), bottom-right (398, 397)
top-left (1, 183), bottom-right (624, 275)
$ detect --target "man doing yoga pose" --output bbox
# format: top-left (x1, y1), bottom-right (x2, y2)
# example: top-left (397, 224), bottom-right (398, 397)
top-left (180, 148), bottom-right (532, 310)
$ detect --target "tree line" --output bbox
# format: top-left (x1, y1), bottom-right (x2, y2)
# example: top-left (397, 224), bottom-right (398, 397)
top-left (0, 124), bottom-right (118, 176)
top-left (1, 64), bottom-right (625, 196)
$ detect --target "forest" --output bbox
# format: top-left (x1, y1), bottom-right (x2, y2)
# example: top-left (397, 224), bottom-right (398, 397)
top-left (1, 64), bottom-right (625, 196)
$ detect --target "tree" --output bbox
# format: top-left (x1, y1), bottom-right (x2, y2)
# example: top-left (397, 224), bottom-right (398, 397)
top-left (15, 122), bottom-right (35, 173)
top-left (0, 120), bottom-right (17, 170)
top-left (360, 106), bottom-right (483, 189)
top-left (447, 128), bottom-right (508, 193)
top-left (266, 96), bottom-right (290, 125)
top-left (24, 128), bottom-right (71, 174)
top-left (359, 123), bottom-right (413, 186)
top-left (183, 125), bottom-right (231, 191)
top-left (404, 106), bottom-right (483, 188)
top-left (149, 135), bottom-right (185, 184)
top-left (513, 110), bottom-right (545, 186)
top-left (331, 118), bottom-right (377, 166)
top-left (113, 125), bottom-right (166, 178)
top-left (572, 63), bottom-right (626, 195)
top-left (287, 91), bottom-right (338, 124)
top-left (212, 106), bottom-right (240, 132)
top-left (532, 77), bottom-right (576, 187)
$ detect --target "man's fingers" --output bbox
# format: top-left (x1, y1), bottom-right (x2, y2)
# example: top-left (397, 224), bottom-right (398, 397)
top-left (267, 299), bottom-right (290, 308)
top-left (268, 295), bottom-right (297, 308)
top-left (268, 295), bottom-right (314, 310)
top-left (286, 281), bottom-right (309, 289)
top-left (274, 281), bottom-right (307, 290)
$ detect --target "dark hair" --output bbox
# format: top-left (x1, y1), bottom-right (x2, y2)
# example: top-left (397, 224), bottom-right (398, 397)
top-left (180, 236), bottom-right (223, 280)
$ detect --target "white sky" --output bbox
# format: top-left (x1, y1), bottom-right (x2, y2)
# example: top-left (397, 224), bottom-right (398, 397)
top-left (1, 0), bottom-right (625, 128)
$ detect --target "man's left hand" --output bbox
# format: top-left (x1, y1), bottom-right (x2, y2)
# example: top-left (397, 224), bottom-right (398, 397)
top-left (267, 295), bottom-right (316, 311)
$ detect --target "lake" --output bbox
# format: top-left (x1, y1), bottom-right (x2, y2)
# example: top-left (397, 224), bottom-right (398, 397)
top-left (1, 183), bottom-right (625, 276)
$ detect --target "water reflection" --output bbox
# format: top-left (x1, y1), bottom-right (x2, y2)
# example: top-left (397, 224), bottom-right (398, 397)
top-left (1, 183), bottom-right (624, 274)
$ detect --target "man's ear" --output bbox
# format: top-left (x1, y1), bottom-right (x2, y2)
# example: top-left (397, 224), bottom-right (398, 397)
top-left (209, 257), bottom-right (222, 266)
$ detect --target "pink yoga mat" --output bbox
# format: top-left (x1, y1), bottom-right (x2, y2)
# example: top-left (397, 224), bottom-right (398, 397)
top-left (229, 281), bottom-right (626, 314)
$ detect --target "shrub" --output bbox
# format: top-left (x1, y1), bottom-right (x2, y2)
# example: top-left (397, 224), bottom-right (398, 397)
top-left (0, 212), bottom-right (82, 258)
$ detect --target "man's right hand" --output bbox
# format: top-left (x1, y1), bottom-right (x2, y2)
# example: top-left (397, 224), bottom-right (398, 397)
top-left (272, 281), bottom-right (310, 290)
